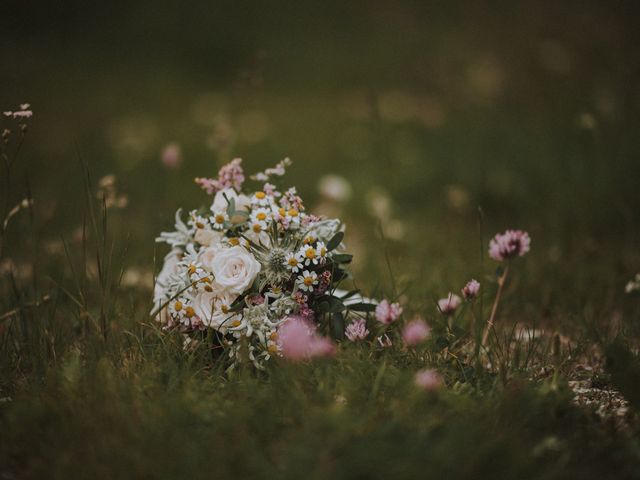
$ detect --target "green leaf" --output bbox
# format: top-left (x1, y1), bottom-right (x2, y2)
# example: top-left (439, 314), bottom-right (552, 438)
top-left (332, 312), bottom-right (345, 340)
top-left (348, 302), bottom-right (377, 312)
top-left (331, 253), bottom-right (353, 264)
top-left (338, 289), bottom-right (360, 300)
top-left (327, 296), bottom-right (346, 313)
top-left (317, 301), bottom-right (331, 313)
top-left (226, 196), bottom-right (236, 217)
top-left (327, 231), bottom-right (344, 251)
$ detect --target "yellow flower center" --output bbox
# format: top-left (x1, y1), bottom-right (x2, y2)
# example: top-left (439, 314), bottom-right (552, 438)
top-left (185, 307), bottom-right (195, 318)
top-left (188, 264), bottom-right (197, 275)
top-left (288, 257), bottom-right (299, 266)
top-left (320, 247), bottom-right (327, 257)
top-left (204, 285), bottom-right (213, 292)
top-left (268, 344), bottom-right (278, 354)
top-left (252, 223), bottom-right (262, 233)
top-left (174, 301), bottom-right (183, 311)
top-left (269, 332), bottom-right (278, 341)
top-left (288, 208), bottom-right (299, 217)
top-left (221, 305), bottom-right (229, 314)
top-left (305, 248), bottom-right (316, 259)
top-left (256, 212), bottom-right (267, 221)
top-left (231, 319), bottom-right (241, 327)
top-left (278, 207), bottom-right (286, 217)
top-left (215, 214), bottom-right (225, 224)
top-left (228, 237), bottom-right (240, 246)
top-left (195, 221), bottom-right (205, 229)
top-left (303, 236), bottom-right (315, 244)
top-left (255, 191), bottom-right (266, 200)
top-left (304, 276), bottom-right (314, 286)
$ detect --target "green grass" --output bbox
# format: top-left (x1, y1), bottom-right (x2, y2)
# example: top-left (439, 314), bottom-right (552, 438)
top-left (2, 1), bottom-right (640, 478)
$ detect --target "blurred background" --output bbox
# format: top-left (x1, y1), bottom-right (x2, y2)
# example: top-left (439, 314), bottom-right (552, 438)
top-left (1, 0), bottom-right (639, 326)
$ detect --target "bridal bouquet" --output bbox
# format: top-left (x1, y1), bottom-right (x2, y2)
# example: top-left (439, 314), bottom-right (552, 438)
top-left (152, 158), bottom-right (366, 368)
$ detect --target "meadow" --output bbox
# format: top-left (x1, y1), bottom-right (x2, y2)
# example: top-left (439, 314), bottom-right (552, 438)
top-left (1, 2), bottom-right (640, 478)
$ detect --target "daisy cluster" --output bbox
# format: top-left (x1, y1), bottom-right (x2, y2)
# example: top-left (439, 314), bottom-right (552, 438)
top-left (152, 158), bottom-right (356, 368)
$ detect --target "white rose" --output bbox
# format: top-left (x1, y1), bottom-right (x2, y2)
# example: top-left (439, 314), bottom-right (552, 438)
top-left (197, 244), bottom-right (223, 273)
top-left (211, 246), bottom-right (261, 294)
top-left (192, 289), bottom-right (239, 329)
top-left (211, 188), bottom-right (251, 224)
top-left (194, 228), bottom-right (223, 247)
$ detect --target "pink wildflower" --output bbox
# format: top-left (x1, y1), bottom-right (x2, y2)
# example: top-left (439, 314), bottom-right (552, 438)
top-left (345, 318), bottom-right (369, 342)
top-left (402, 318), bottom-right (431, 346)
top-left (277, 316), bottom-right (335, 361)
top-left (375, 299), bottom-right (403, 324)
top-left (461, 279), bottom-right (480, 300)
top-left (316, 271), bottom-right (332, 294)
top-left (488, 229), bottom-right (531, 261)
top-left (437, 293), bottom-right (461, 315)
top-left (414, 369), bottom-right (443, 391)
top-left (195, 158), bottom-right (245, 194)
top-left (281, 187), bottom-right (304, 211)
top-left (161, 143), bottom-right (182, 169)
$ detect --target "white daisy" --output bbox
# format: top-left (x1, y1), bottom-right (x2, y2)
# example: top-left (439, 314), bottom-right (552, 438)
top-left (284, 252), bottom-right (303, 273)
top-left (299, 244), bottom-right (318, 266)
top-left (210, 211), bottom-right (229, 230)
top-left (316, 241), bottom-right (329, 263)
top-left (251, 191), bottom-right (271, 207)
top-left (189, 213), bottom-right (210, 230)
top-left (296, 270), bottom-right (318, 292)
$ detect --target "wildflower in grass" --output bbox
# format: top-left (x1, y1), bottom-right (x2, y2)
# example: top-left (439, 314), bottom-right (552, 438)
top-left (438, 293), bottom-right (461, 315)
top-left (345, 318), bottom-right (369, 342)
top-left (296, 270), bottom-right (318, 292)
top-left (161, 142), bottom-right (182, 168)
top-left (278, 315), bottom-right (335, 360)
top-left (402, 318), bottom-right (431, 346)
top-left (3, 103), bottom-right (33, 119)
top-left (375, 299), bottom-right (403, 324)
top-left (626, 274), bottom-right (640, 294)
top-left (462, 279), bottom-right (481, 300)
top-left (318, 174), bottom-right (352, 202)
top-left (482, 229), bottom-right (531, 346)
top-left (414, 369), bottom-right (443, 391)
top-left (489, 229), bottom-right (531, 261)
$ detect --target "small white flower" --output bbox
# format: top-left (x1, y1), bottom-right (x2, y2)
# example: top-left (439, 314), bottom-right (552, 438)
top-left (284, 252), bottom-right (303, 273)
top-left (210, 211), bottom-right (229, 230)
top-left (299, 244), bottom-right (318, 266)
top-left (189, 212), bottom-right (210, 230)
top-left (225, 236), bottom-right (250, 249)
top-left (169, 298), bottom-right (187, 317)
top-left (250, 207), bottom-right (271, 224)
top-left (251, 191), bottom-right (271, 207)
top-left (296, 270), bottom-right (318, 292)
top-left (316, 241), bottom-right (329, 263)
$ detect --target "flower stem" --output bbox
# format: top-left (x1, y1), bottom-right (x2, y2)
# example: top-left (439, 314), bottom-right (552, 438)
top-left (481, 263), bottom-right (509, 347)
